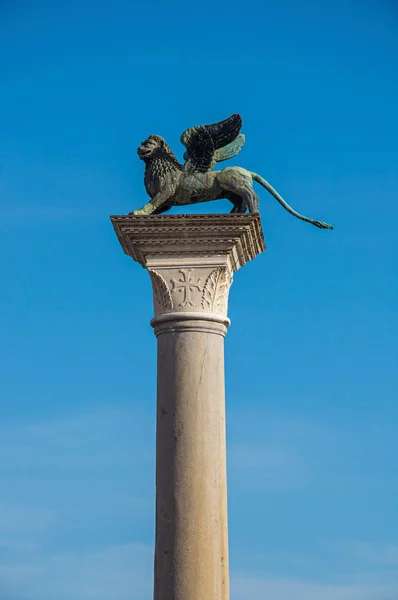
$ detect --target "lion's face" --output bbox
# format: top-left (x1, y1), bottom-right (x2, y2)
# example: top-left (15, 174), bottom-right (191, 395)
top-left (137, 135), bottom-right (164, 160)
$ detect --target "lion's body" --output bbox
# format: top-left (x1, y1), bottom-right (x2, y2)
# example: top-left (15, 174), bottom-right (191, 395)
top-left (162, 167), bottom-right (256, 208)
top-left (136, 150), bottom-right (258, 215)
top-left (172, 171), bottom-right (224, 205)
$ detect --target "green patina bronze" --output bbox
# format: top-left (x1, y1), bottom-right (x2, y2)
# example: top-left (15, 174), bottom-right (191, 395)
top-left (131, 114), bottom-right (333, 230)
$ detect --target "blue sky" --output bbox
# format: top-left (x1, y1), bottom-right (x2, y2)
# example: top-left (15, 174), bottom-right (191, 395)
top-left (0, 0), bottom-right (397, 598)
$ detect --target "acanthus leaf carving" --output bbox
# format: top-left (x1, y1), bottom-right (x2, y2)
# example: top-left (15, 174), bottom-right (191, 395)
top-left (149, 270), bottom-right (174, 315)
top-left (201, 267), bottom-right (232, 314)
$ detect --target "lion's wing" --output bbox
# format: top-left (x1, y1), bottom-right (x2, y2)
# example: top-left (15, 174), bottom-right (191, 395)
top-left (180, 113), bottom-right (243, 172)
top-left (214, 134), bottom-right (245, 163)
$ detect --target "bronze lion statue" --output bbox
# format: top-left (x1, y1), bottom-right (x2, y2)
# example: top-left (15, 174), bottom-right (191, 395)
top-left (130, 114), bottom-right (333, 230)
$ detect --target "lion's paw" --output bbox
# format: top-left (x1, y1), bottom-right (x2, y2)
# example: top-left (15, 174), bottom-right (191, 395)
top-left (128, 210), bottom-right (147, 216)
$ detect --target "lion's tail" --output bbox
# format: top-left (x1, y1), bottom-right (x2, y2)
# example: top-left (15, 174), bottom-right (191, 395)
top-left (250, 172), bottom-right (333, 230)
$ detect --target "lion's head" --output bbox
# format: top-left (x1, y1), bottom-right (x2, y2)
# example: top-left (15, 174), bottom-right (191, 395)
top-left (137, 135), bottom-right (183, 171)
top-left (137, 135), bottom-right (165, 160)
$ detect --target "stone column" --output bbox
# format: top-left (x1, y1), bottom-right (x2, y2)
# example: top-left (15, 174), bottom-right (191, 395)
top-left (111, 213), bottom-right (265, 600)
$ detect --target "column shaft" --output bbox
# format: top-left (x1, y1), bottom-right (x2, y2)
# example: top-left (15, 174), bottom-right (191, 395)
top-left (153, 317), bottom-right (230, 600)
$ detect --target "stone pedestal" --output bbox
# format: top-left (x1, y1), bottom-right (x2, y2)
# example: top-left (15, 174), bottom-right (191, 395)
top-left (110, 214), bottom-right (265, 600)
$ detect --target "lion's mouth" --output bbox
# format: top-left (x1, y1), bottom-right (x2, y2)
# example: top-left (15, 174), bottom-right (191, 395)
top-left (137, 146), bottom-right (153, 159)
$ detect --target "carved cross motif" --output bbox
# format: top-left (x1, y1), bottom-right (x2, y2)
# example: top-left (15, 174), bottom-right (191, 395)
top-left (170, 269), bottom-right (202, 308)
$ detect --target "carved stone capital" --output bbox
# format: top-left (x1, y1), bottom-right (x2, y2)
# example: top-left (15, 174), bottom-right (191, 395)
top-left (146, 265), bottom-right (232, 317)
top-left (110, 213), bottom-right (265, 318)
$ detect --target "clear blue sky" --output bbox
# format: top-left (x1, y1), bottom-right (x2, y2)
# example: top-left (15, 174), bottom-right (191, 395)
top-left (0, 1), bottom-right (397, 598)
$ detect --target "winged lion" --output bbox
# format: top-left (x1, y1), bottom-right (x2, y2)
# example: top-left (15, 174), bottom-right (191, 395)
top-left (130, 113), bottom-right (333, 230)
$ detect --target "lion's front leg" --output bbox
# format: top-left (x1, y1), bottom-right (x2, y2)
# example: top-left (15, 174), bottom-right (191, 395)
top-left (129, 201), bottom-right (158, 216)
top-left (129, 185), bottom-right (174, 216)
